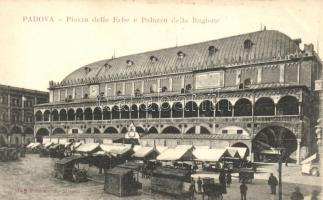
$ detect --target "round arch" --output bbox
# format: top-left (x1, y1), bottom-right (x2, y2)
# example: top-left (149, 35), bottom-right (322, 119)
top-left (136, 126), bottom-right (145, 134)
top-left (59, 109), bottom-right (67, 121)
top-left (43, 110), bottom-right (50, 121)
top-left (76, 108), bottom-right (83, 120)
top-left (93, 127), bottom-right (100, 134)
top-left (112, 106), bottom-right (120, 119)
top-left (84, 107), bottom-right (93, 120)
top-left (103, 107), bottom-right (111, 120)
top-left (231, 142), bottom-right (250, 157)
top-left (277, 96), bottom-right (299, 115)
top-left (148, 103), bottom-right (159, 118)
top-left (24, 127), bottom-right (34, 134)
top-left (35, 110), bottom-right (43, 122)
top-left (67, 109), bottom-right (75, 121)
top-left (184, 101), bottom-right (198, 118)
top-left (199, 100), bottom-right (214, 117)
top-left (121, 127), bottom-right (128, 134)
top-left (104, 126), bottom-right (119, 134)
top-left (148, 126), bottom-right (158, 134)
top-left (138, 104), bottom-right (147, 118)
top-left (234, 98), bottom-right (252, 116)
top-left (121, 105), bottom-right (130, 119)
top-left (53, 127), bottom-right (65, 134)
top-left (11, 126), bottom-right (22, 134)
top-left (93, 107), bottom-right (102, 120)
top-left (252, 126), bottom-right (297, 162)
top-left (0, 126), bottom-right (8, 134)
top-left (172, 102), bottom-right (183, 118)
top-left (51, 109), bottom-right (59, 121)
top-left (36, 128), bottom-right (49, 143)
top-left (160, 102), bottom-right (171, 118)
top-left (161, 126), bottom-right (181, 134)
top-left (255, 97), bottom-right (275, 116)
top-left (131, 104), bottom-right (138, 119)
top-left (215, 99), bottom-right (232, 117)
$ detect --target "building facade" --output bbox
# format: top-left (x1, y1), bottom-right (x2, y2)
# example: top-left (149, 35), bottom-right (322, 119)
top-left (0, 84), bottom-right (49, 146)
top-left (34, 30), bottom-right (322, 163)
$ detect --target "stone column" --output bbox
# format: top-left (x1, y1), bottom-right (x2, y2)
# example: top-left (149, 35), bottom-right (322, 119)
top-left (196, 125), bottom-right (201, 134)
top-left (296, 138), bottom-right (301, 164)
top-left (169, 78), bottom-right (173, 92)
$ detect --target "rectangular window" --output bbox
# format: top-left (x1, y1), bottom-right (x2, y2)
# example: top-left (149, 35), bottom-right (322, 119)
top-left (222, 130), bottom-right (228, 134)
top-left (72, 129), bottom-right (78, 134)
top-left (237, 130), bottom-right (243, 134)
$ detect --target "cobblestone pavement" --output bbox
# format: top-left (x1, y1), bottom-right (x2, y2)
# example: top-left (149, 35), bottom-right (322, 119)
top-left (0, 154), bottom-right (321, 200)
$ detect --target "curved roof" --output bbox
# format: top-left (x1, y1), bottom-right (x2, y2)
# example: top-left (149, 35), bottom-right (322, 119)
top-left (61, 30), bottom-right (300, 85)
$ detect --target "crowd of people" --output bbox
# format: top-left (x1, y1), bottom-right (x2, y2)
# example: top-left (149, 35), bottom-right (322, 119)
top-left (186, 172), bottom-right (319, 200)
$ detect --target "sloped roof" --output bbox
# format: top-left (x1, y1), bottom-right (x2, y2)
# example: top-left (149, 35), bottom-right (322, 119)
top-left (133, 146), bottom-right (156, 158)
top-left (61, 30), bottom-right (299, 85)
top-left (142, 134), bottom-right (250, 140)
top-left (157, 148), bottom-right (194, 161)
top-left (193, 148), bottom-right (226, 162)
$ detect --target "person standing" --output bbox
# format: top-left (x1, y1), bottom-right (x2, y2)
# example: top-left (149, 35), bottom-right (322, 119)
top-left (226, 172), bottom-right (232, 188)
top-left (310, 190), bottom-right (319, 200)
top-left (197, 177), bottom-right (202, 194)
top-left (291, 187), bottom-right (304, 200)
top-left (268, 173), bottom-right (278, 195)
top-left (219, 171), bottom-right (227, 193)
top-left (240, 182), bottom-right (248, 200)
top-left (191, 178), bottom-right (196, 193)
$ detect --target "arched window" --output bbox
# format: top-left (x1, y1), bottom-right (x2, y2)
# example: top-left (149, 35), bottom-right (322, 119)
top-left (43, 110), bottom-right (50, 121)
top-left (51, 109), bottom-right (59, 121)
top-left (234, 98), bottom-right (252, 116)
top-left (131, 105), bottom-right (138, 119)
top-left (103, 107), bottom-right (111, 120)
top-left (184, 101), bottom-right (198, 118)
top-left (35, 111), bottom-right (43, 122)
top-left (277, 96), bottom-right (299, 115)
top-left (148, 103), bottom-right (159, 118)
top-left (84, 108), bottom-right (93, 120)
top-left (160, 102), bottom-right (171, 118)
top-left (121, 105), bottom-right (130, 119)
top-left (255, 97), bottom-right (275, 116)
top-left (172, 102), bottom-right (183, 118)
top-left (67, 109), bottom-right (75, 121)
top-left (59, 109), bottom-right (67, 121)
top-left (76, 108), bottom-right (83, 120)
top-left (244, 39), bottom-right (253, 49)
top-left (215, 99), bottom-right (232, 117)
top-left (162, 126), bottom-right (181, 134)
top-left (199, 100), bottom-right (214, 117)
top-left (139, 104), bottom-right (146, 118)
top-left (93, 107), bottom-right (102, 120)
top-left (112, 106), bottom-right (120, 119)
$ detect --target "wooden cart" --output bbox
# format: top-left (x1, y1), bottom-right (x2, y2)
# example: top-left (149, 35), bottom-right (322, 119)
top-left (104, 167), bottom-right (142, 197)
top-left (151, 166), bottom-right (191, 198)
top-left (53, 156), bottom-right (88, 182)
top-left (238, 168), bottom-right (254, 183)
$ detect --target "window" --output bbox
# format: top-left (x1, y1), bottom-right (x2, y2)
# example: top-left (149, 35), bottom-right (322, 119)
top-left (161, 86), bottom-right (168, 92)
top-left (134, 88), bottom-right (141, 96)
top-left (177, 51), bottom-right (186, 59)
top-left (83, 93), bottom-right (89, 99)
top-left (126, 60), bottom-right (134, 66)
top-left (237, 130), bottom-right (243, 134)
top-left (185, 84), bottom-right (192, 92)
top-left (222, 130), bottom-right (228, 134)
top-left (116, 90), bottom-right (122, 96)
top-left (72, 129), bottom-right (78, 134)
top-left (244, 78), bottom-right (252, 86)
top-left (150, 56), bottom-right (158, 63)
top-left (244, 39), bottom-right (253, 49)
top-left (208, 46), bottom-right (218, 56)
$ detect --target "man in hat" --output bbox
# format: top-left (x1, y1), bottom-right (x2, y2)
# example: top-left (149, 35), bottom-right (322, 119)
top-left (268, 173), bottom-right (278, 195)
top-left (291, 187), bottom-right (304, 200)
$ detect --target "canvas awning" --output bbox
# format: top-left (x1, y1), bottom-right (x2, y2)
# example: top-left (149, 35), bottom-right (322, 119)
top-left (72, 142), bottom-right (82, 149)
top-left (301, 153), bottom-right (317, 164)
top-left (26, 143), bottom-right (35, 148)
top-left (76, 143), bottom-right (100, 153)
top-left (157, 148), bottom-right (194, 161)
top-left (100, 143), bottom-right (132, 156)
top-left (29, 143), bottom-right (41, 149)
top-left (133, 146), bottom-right (156, 158)
top-left (226, 147), bottom-right (247, 158)
top-left (156, 146), bottom-right (168, 154)
top-left (193, 148), bottom-right (226, 162)
top-left (44, 142), bottom-right (54, 148)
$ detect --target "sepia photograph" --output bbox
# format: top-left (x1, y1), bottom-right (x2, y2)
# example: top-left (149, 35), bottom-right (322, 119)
top-left (0, 0), bottom-right (322, 199)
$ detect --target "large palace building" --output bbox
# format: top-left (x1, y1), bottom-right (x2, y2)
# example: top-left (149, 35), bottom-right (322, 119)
top-left (0, 84), bottom-right (48, 146)
top-left (34, 30), bottom-right (322, 163)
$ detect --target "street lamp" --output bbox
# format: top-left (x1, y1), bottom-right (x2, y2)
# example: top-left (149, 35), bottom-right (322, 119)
top-left (272, 147), bottom-right (285, 200)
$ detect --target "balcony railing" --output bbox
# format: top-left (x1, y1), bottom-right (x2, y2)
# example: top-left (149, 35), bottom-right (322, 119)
top-left (35, 115), bottom-right (301, 125)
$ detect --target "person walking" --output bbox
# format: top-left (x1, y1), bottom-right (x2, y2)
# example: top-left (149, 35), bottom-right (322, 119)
top-left (240, 182), bottom-right (248, 200)
top-left (310, 190), bottom-right (319, 200)
top-left (268, 173), bottom-right (278, 195)
top-left (226, 172), bottom-right (232, 188)
top-left (291, 187), bottom-right (304, 200)
top-left (197, 177), bottom-right (202, 194)
top-left (191, 178), bottom-right (196, 193)
top-left (219, 171), bottom-right (227, 193)
top-left (189, 181), bottom-right (195, 200)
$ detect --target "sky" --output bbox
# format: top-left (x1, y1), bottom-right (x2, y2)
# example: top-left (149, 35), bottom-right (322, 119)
top-left (0, 0), bottom-right (322, 92)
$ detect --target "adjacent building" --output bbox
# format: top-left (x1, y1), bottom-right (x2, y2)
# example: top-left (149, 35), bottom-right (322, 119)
top-left (0, 84), bottom-right (49, 146)
top-left (34, 30), bottom-right (322, 163)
